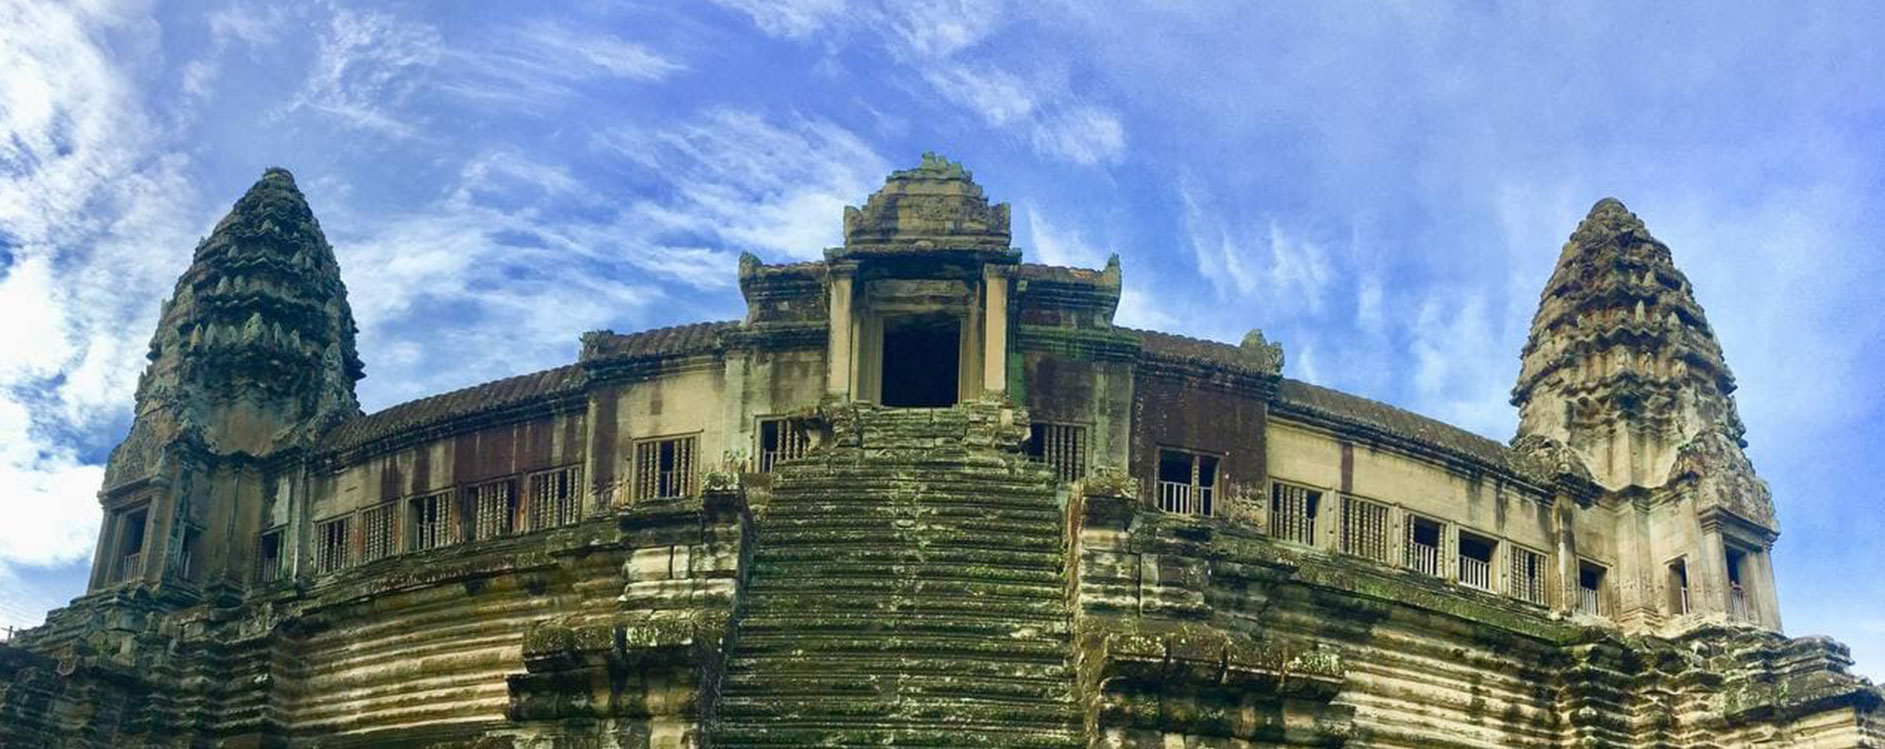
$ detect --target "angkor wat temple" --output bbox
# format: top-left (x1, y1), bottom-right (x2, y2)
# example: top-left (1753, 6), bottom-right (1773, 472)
top-left (1, 155), bottom-right (1879, 747)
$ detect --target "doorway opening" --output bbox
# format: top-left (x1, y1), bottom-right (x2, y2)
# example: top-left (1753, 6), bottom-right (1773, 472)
top-left (880, 315), bottom-right (960, 407)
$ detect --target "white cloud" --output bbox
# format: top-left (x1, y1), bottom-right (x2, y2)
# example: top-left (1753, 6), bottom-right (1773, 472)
top-left (1030, 105), bottom-right (1126, 166)
top-left (1178, 182), bottom-right (1333, 310)
top-left (287, 7), bottom-right (442, 138)
top-left (709, 0), bottom-right (847, 39)
top-left (598, 109), bottom-right (890, 262)
top-left (713, 0), bottom-right (1124, 166)
top-left (0, 2), bottom-right (201, 625)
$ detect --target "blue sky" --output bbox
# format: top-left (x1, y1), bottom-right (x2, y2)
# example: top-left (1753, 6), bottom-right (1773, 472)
top-left (2, 1), bottom-right (1881, 676)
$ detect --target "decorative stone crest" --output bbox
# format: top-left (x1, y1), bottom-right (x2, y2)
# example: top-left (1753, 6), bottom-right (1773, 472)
top-left (840, 152), bottom-right (1012, 251)
top-left (1239, 329), bottom-right (1285, 375)
top-left (1670, 428), bottom-right (1776, 526)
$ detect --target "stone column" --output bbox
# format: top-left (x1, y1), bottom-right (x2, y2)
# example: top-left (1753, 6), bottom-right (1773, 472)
top-left (1554, 496), bottom-right (1578, 615)
top-left (1751, 544), bottom-right (1783, 630)
top-left (1696, 519), bottom-right (1731, 617)
top-left (981, 264), bottom-right (1009, 397)
top-left (826, 267), bottom-right (855, 399)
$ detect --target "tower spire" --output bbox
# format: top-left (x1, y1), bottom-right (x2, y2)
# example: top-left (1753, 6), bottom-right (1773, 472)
top-left (121, 167), bottom-right (364, 462)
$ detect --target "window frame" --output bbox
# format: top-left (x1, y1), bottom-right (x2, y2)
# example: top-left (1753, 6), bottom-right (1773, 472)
top-left (1337, 495), bottom-right (1390, 562)
top-left (1156, 446), bottom-right (1222, 517)
top-left (634, 433), bottom-right (700, 501)
top-left (756, 416), bottom-right (813, 473)
top-left (1025, 421), bottom-right (1090, 483)
top-left (526, 465), bottom-right (585, 530)
top-left (314, 516), bottom-right (351, 575)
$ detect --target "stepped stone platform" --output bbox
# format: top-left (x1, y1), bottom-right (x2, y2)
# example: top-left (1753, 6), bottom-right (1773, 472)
top-left (712, 403), bottom-right (1086, 748)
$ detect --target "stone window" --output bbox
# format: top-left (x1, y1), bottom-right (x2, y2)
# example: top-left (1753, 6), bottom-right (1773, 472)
top-left (636, 435), bottom-right (698, 500)
top-left (315, 516), bottom-right (350, 575)
top-left (1726, 549), bottom-right (1753, 621)
top-left (1510, 545), bottom-right (1549, 605)
top-left (1267, 481), bottom-right (1321, 544)
top-left (1026, 422), bottom-right (1088, 483)
top-left (1577, 561), bottom-right (1606, 616)
top-left (115, 507), bottom-right (148, 583)
top-left (177, 526), bottom-right (201, 583)
top-left (758, 417), bottom-right (812, 473)
top-left (1339, 496), bottom-right (1389, 562)
top-left (1667, 558), bottom-right (1691, 615)
top-left (1458, 531), bottom-right (1498, 591)
top-left (360, 502), bottom-right (397, 563)
top-left (469, 480), bottom-right (517, 540)
top-left (408, 491), bottom-right (458, 552)
top-left (1405, 515), bottom-right (1445, 576)
top-left (1158, 448), bottom-right (1220, 516)
top-left (528, 466), bottom-right (584, 530)
top-left (255, 529), bottom-right (283, 584)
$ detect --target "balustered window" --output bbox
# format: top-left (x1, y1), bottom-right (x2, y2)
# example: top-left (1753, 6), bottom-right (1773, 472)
top-left (1026, 422), bottom-right (1088, 483)
top-left (635, 435), bottom-right (697, 500)
top-left (1268, 481), bottom-right (1320, 544)
top-left (1510, 545), bottom-right (1549, 605)
top-left (758, 418), bottom-right (812, 473)
top-left (528, 466), bottom-right (584, 530)
top-left (114, 507), bottom-right (148, 583)
top-left (315, 516), bottom-right (350, 574)
top-left (408, 491), bottom-right (459, 551)
top-left (1667, 558), bottom-right (1691, 615)
top-left (468, 480), bottom-right (516, 540)
top-left (1458, 531), bottom-right (1498, 591)
top-left (1338, 496), bottom-right (1389, 561)
top-left (1577, 561), bottom-right (1607, 616)
top-left (360, 502), bottom-right (398, 563)
top-left (1157, 448), bottom-right (1219, 516)
top-left (255, 529), bottom-right (283, 584)
top-left (1405, 515), bottom-right (1445, 577)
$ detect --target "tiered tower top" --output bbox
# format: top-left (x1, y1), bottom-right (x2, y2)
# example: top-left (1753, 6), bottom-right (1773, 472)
top-left (840, 152), bottom-right (1012, 252)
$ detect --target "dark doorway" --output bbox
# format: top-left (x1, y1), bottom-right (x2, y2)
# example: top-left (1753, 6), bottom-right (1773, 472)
top-left (881, 316), bottom-right (960, 407)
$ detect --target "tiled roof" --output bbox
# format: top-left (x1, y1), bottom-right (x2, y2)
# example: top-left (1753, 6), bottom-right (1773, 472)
top-left (1129, 329), bottom-right (1260, 370)
top-left (582, 321), bottom-right (738, 361)
top-left (320, 364), bottom-right (587, 454)
top-left (1273, 378), bottom-right (1515, 469)
top-left (1017, 262), bottom-right (1114, 285)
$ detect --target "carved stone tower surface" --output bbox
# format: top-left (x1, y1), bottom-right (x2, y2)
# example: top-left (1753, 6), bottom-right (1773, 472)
top-left (7, 159), bottom-right (1880, 748)
top-left (1513, 198), bottom-right (1781, 631)
top-left (89, 167), bottom-right (364, 595)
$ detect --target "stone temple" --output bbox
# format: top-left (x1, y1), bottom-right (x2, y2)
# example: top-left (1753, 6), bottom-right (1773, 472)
top-left (2, 155), bottom-right (1880, 748)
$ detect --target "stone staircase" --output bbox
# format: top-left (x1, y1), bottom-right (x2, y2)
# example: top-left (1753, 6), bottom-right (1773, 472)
top-left (711, 404), bottom-right (1085, 748)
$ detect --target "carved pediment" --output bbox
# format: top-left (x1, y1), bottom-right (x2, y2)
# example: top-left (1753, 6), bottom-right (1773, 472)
top-left (841, 152), bottom-right (1011, 251)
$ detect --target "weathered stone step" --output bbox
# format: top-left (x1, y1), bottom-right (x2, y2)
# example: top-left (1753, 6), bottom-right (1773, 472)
top-left (756, 526), bottom-right (1062, 553)
top-left (764, 499), bottom-right (1062, 522)
top-left (736, 590), bottom-right (1068, 621)
top-left (711, 721), bottom-right (1085, 749)
top-left (760, 516), bottom-right (1064, 544)
top-left (747, 574), bottom-right (1063, 600)
top-left (767, 471), bottom-right (1057, 493)
top-left (737, 610), bottom-right (1069, 638)
top-left (749, 560), bottom-right (1062, 586)
top-left (724, 652), bottom-right (1074, 682)
top-left (727, 631), bottom-right (1071, 661)
top-left (755, 544), bottom-right (1061, 570)
top-left (720, 668), bottom-right (1073, 702)
top-left (715, 693), bottom-right (1081, 726)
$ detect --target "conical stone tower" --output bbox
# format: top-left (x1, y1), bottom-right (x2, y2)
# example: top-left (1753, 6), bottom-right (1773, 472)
top-left (1513, 198), bottom-right (1779, 630)
top-left (91, 168), bottom-right (364, 595)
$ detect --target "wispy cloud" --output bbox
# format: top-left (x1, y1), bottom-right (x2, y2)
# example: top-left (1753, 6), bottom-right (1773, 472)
top-left (287, 7), bottom-right (442, 138)
top-left (597, 109), bottom-right (890, 263)
top-left (0, 2), bottom-right (204, 628)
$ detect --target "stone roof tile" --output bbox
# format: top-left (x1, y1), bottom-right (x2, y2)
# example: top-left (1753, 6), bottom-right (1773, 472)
top-left (1273, 378), bottom-right (1514, 469)
top-left (320, 364), bottom-right (586, 453)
